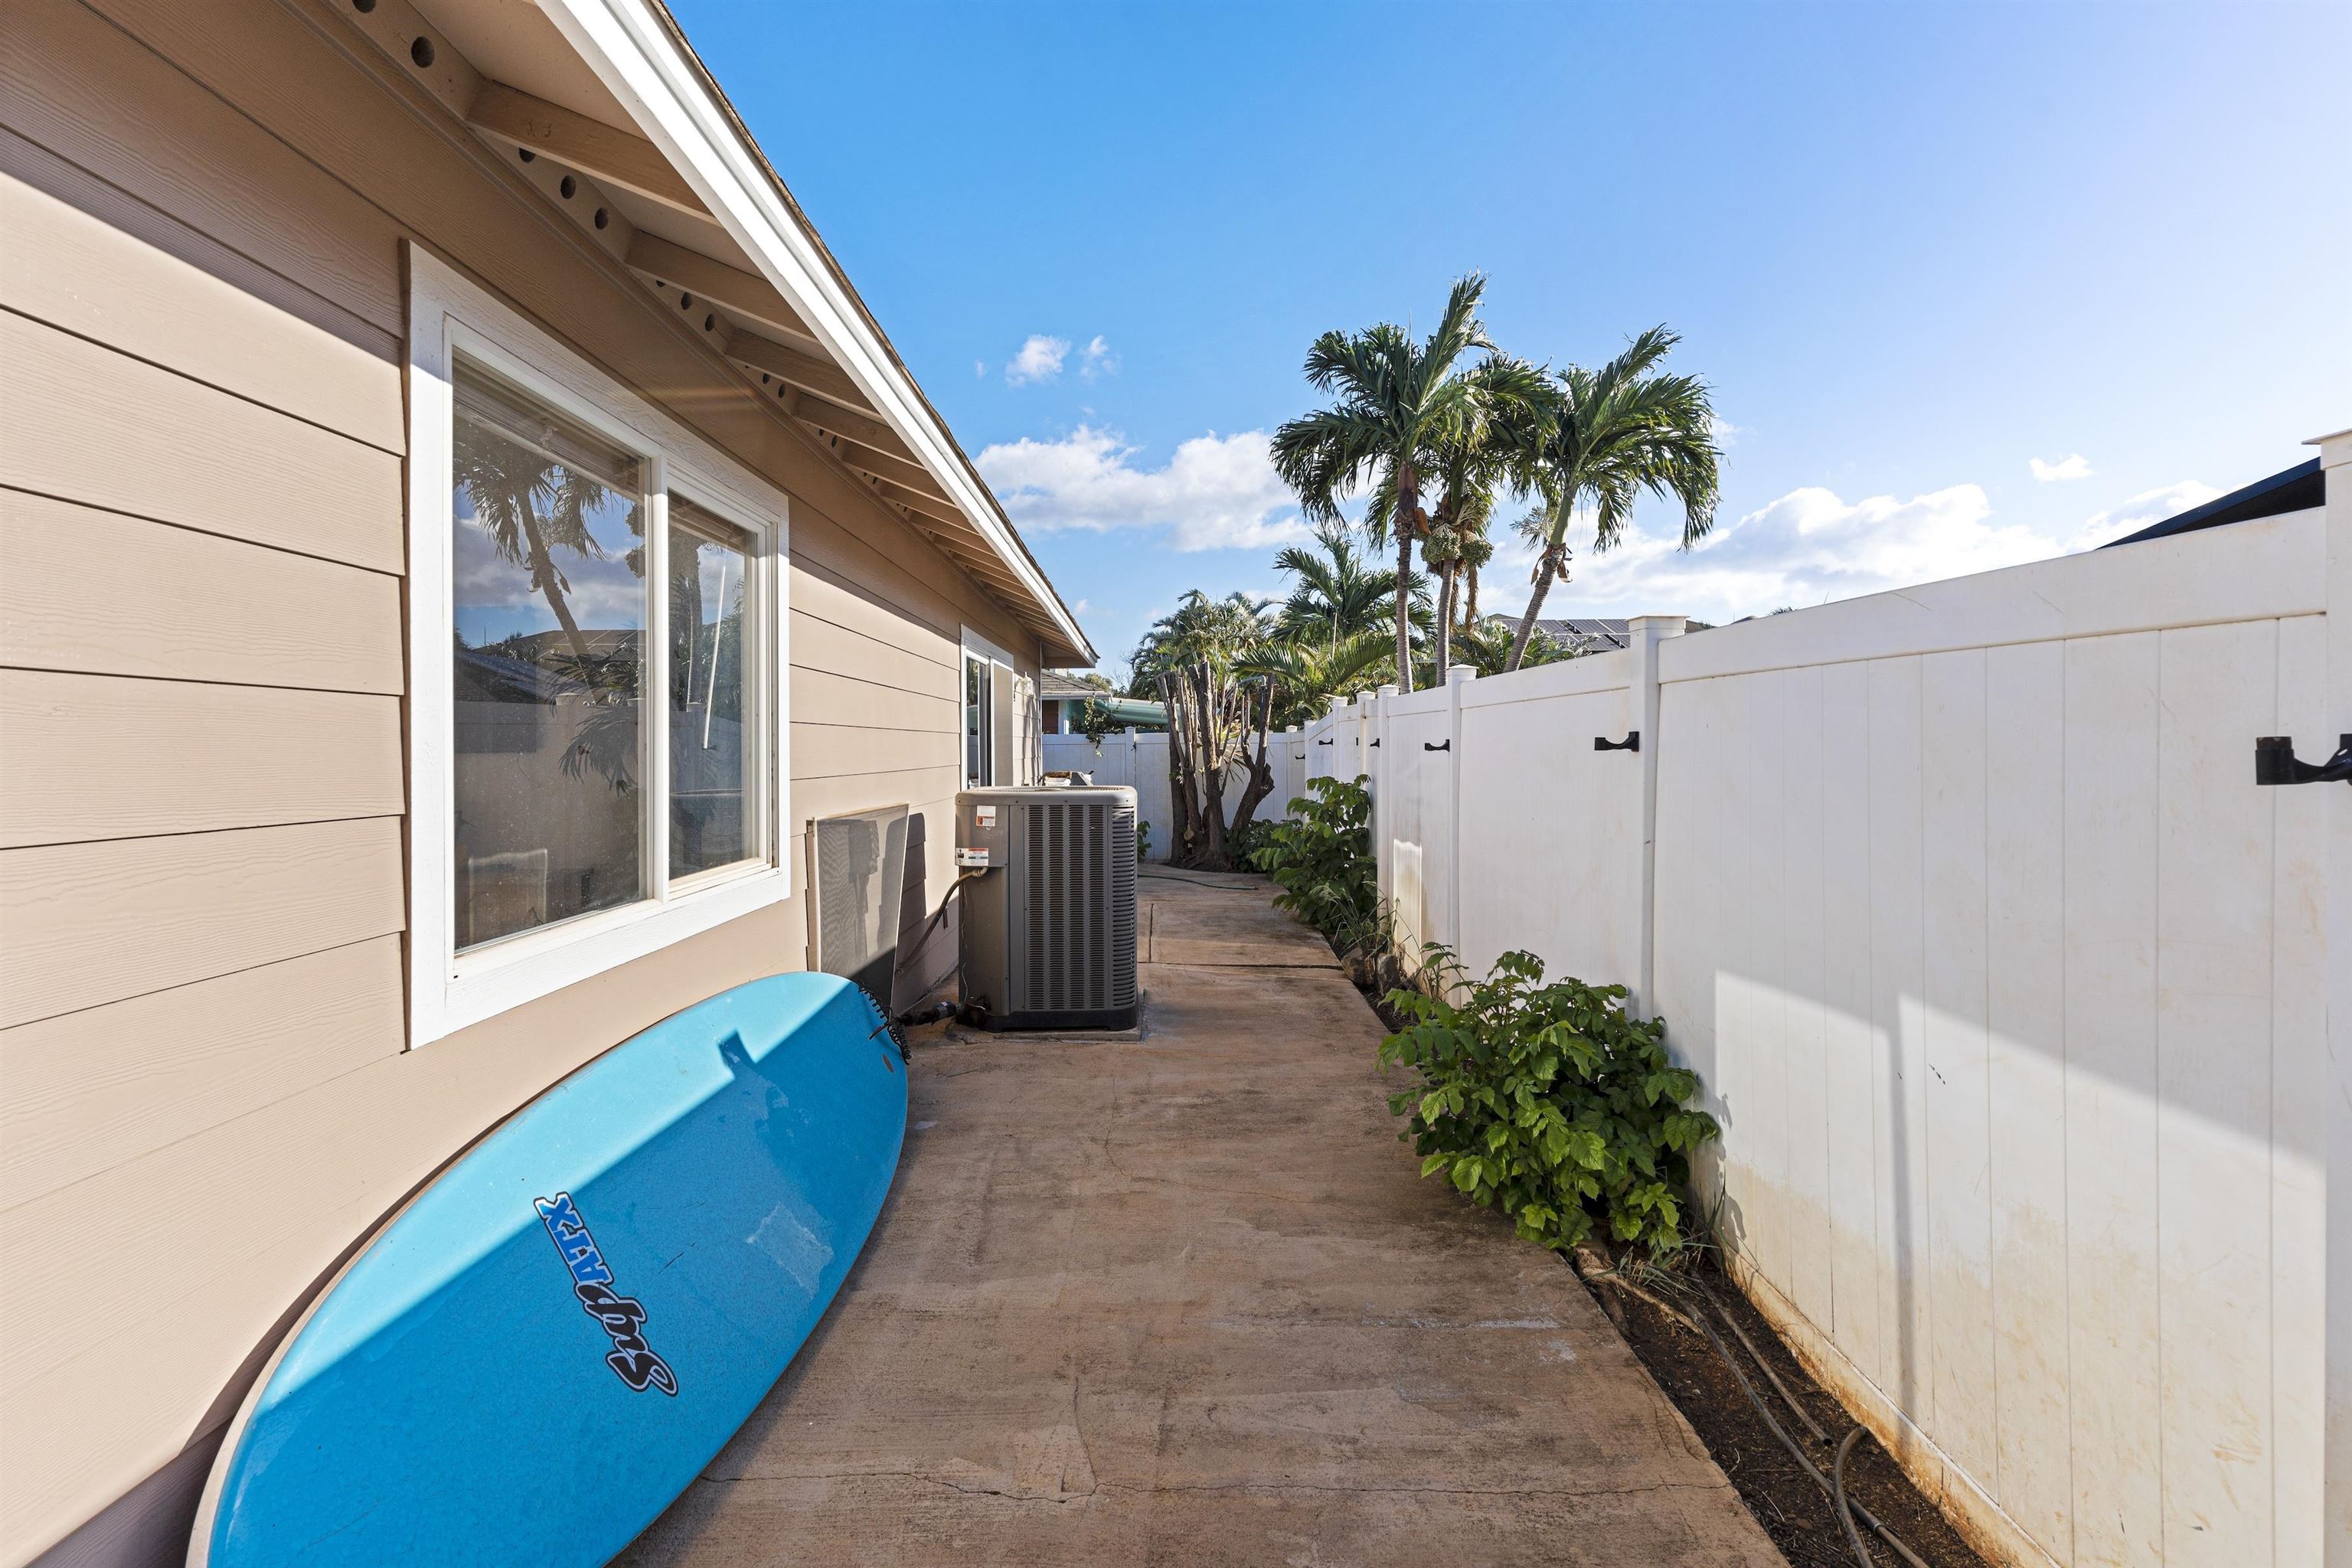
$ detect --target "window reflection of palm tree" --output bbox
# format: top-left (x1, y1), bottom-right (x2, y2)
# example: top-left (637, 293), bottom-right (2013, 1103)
top-left (456, 416), bottom-right (645, 791)
top-left (456, 415), bottom-right (642, 665)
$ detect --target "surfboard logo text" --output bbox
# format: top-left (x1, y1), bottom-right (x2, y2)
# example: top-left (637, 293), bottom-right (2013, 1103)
top-left (533, 1192), bottom-right (679, 1396)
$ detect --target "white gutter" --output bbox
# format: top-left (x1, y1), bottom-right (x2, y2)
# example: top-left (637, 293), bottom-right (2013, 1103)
top-left (535, 0), bottom-right (1094, 663)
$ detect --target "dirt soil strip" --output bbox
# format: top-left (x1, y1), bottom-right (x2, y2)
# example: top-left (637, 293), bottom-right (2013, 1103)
top-left (1587, 1257), bottom-right (1988, 1568)
top-left (619, 871), bottom-right (1785, 1566)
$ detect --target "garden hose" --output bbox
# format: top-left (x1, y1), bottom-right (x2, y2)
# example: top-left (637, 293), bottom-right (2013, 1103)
top-left (1682, 1295), bottom-right (1926, 1568)
top-left (1139, 869), bottom-right (1261, 889)
top-left (1833, 1426), bottom-right (1877, 1568)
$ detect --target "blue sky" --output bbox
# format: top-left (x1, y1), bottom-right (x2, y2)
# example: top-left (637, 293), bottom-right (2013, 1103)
top-left (672, 0), bottom-right (2348, 676)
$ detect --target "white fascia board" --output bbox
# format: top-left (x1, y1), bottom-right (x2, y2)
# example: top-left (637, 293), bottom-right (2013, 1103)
top-left (537, 0), bottom-right (1093, 663)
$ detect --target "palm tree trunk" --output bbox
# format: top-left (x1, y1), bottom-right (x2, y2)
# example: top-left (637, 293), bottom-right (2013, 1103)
top-left (1432, 563), bottom-right (1457, 681)
top-left (519, 508), bottom-right (596, 665)
top-left (1465, 562), bottom-right (1479, 626)
top-left (1392, 534), bottom-right (1415, 693)
top-left (1506, 544), bottom-right (1566, 672)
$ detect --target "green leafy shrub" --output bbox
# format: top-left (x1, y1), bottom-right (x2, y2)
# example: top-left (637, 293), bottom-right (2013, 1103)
top-left (1377, 949), bottom-right (1719, 1257)
top-left (1223, 815), bottom-right (1279, 867)
top-left (1245, 776), bottom-right (1380, 953)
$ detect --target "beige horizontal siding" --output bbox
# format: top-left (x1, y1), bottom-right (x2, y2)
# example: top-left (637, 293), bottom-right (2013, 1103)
top-left (791, 664), bottom-right (960, 734)
top-left (0, 492), bottom-right (402, 693)
top-left (790, 722), bottom-right (959, 782)
top-left (792, 771), bottom-right (962, 828)
top-left (790, 603), bottom-right (959, 698)
top-left (0, 816), bottom-right (404, 1028)
top-left (0, 937), bottom-right (403, 1205)
top-left (0, 671), bottom-right (402, 848)
top-left (0, 122), bottom-right (396, 368)
top-left (0, 0), bottom-right (405, 335)
top-left (0, 314), bottom-right (402, 572)
top-left (0, 168), bottom-right (403, 451)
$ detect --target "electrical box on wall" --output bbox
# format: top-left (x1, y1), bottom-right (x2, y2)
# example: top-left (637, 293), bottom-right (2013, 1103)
top-left (954, 786), bottom-right (1140, 1031)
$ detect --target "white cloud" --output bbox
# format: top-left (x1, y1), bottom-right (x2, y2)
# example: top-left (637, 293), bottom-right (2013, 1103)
top-left (1478, 472), bottom-right (2230, 628)
top-left (2059, 479), bottom-right (2221, 551)
top-left (976, 425), bottom-right (1308, 552)
top-left (2030, 452), bottom-right (2094, 482)
top-left (1079, 335), bottom-right (1118, 382)
top-left (1070, 597), bottom-right (1091, 616)
top-left (1485, 483), bottom-right (2057, 626)
top-left (1710, 415), bottom-right (1747, 448)
top-left (1005, 335), bottom-right (1070, 386)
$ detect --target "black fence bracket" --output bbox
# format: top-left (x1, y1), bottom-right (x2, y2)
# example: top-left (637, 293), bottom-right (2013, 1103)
top-left (1315, 737), bottom-right (1334, 746)
top-left (1369, 738), bottom-right (1381, 747)
top-left (1593, 731), bottom-right (1640, 753)
top-left (2255, 733), bottom-right (2352, 787)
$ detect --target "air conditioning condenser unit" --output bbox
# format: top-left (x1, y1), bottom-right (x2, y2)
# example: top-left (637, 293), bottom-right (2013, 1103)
top-left (955, 786), bottom-right (1139, 1031)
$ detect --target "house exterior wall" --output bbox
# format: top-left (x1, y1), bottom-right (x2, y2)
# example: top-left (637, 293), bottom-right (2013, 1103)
top-left (0, 1), bottom-right (1041, 1560)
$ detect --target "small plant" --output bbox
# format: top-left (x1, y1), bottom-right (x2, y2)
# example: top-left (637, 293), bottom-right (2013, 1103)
top-left (1245, 776), bottom-right (1379, 954)
top-left (1135, 819), bottom-right (1152, 863)
top-left (1073, 696), bottom-right (1123, 747)
top-left (1224, 815), bottom-right (1279, 867)
top-left (1377, 949), bottom-right (1718, 1258)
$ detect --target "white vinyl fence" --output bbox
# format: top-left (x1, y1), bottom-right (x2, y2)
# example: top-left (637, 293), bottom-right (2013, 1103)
top-left (1043, 727), bottom-right (1310, 862)
top-left (1305, 435), bottom-right (2352, 1568)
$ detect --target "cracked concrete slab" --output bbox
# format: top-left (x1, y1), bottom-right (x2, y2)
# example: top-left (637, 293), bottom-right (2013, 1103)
top-left (618, 873), bottom-right (1782, 1566)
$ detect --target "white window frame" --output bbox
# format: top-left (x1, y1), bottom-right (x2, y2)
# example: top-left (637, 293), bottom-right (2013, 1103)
top-left (407, 243), bottom-right (790, 1047)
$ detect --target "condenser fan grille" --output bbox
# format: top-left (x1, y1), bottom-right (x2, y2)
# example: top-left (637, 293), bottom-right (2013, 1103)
top-left (1016, 799), bottom-right (1138, 1015)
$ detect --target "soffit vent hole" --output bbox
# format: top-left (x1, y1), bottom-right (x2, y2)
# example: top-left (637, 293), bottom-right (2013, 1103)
top-left (593, 207), bottom-right (609, 230)
top-left (410, 36), bottom-right (434, 67)
top-left (353, 0), bottom-right (376, 11)
top-left (559, 175), bottom-right (577, 199)
top-left (703, 313), bottom-right (715, 332)
top-left (518, 148), bottom-right (536, 163)
top-left (679, 292), bottom-right (694, 310)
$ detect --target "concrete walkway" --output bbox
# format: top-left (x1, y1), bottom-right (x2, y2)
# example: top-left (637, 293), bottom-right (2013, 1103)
top-left (622, 871), bottom-right (1782, 1566)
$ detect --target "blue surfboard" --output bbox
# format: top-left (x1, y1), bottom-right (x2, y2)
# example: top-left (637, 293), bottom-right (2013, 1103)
top-left (189, 973), bottom-right (906, 1566)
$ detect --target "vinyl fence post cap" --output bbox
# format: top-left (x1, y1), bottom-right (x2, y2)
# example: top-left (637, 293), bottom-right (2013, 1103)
top-left (1447, 664), bottom-right (1477, 685)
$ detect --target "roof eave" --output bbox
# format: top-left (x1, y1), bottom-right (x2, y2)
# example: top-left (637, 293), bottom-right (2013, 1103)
top-left (534, 0), bottom-right (1096, 665)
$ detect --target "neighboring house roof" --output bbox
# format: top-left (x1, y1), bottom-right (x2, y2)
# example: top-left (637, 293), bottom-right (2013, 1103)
top-left (1038, 672), bottom-right (1166, 727)
top-left (2099, 458), bottom-right (2324, 549)
top-left (1083, 698), bottom-right (1169, 728)
top-left (400, 0), bottom-right (1093, 665)
top-left (1534, 618), bottom-right (1632, 654)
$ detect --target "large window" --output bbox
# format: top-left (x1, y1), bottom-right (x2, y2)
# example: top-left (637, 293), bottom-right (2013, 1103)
top-left (409, 247), bottom-right (787, 1045)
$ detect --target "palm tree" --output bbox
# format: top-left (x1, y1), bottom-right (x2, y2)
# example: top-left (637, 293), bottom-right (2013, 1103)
top-left (1241, 628), bottom-right (1395, 729)
top-left (1416, 358), bottom-right (1548, 680)
top-left (1505, 326), bottom-right (1720, 671)
top-left (454, 416), bottom-right (639, 665)
top-left (1272, 274), bottom-right (1504, 692)
top-left (1270, 524), bottom-right (1419, 655)
top-left (1434, 616), bottom-right (1570, 681)
top-left (1132, 591), bottom-right (1279, 867)
top-left (1453, 527), bottom-right (1496, 627)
